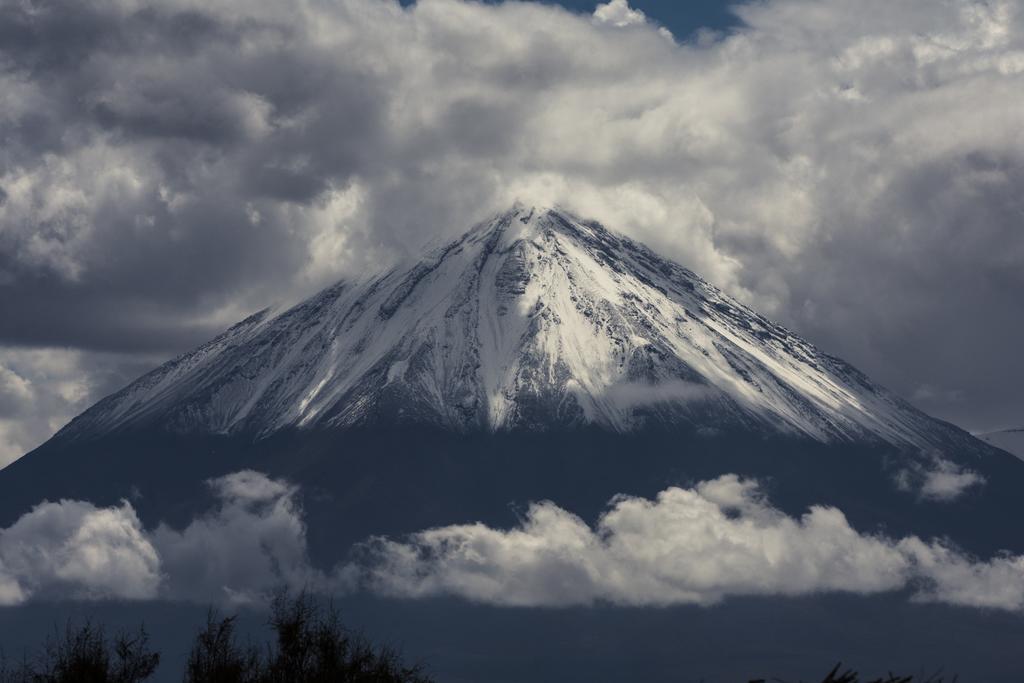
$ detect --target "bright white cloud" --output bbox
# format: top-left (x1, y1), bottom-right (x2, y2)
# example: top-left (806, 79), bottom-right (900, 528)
top-left (901, 537), bottom-right (1024, 610)
top-left (1, 469), bottom-right (1023, 611)
top-left (0, 499), bottom-right (161, 604)
top-left (593, 0), bottom-right (649, 29)
top-left (360, 474), bottom-right (910, 606)
top-left (0, 470), bottom-right (322, 605)
top-left (359, 474), bottom-right (1024, 609)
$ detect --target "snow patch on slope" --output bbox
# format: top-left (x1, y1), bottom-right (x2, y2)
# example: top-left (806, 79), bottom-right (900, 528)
top-left (57, 207), bottom-right (983, 453)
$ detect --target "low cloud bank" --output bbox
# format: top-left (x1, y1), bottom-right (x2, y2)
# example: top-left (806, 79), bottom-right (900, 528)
top-left (153, 470), bottom-right (322, 603)
top-left (360, 476), bottom-right (906, 606)
top-left (1, 470), bottom-right (1023, 610)
top-left (0, 470), bottom-right (325, 605)
top-left (359, 474), bottom-right (1022, 609)
top-left (0, 499), bottom-right (160, 604)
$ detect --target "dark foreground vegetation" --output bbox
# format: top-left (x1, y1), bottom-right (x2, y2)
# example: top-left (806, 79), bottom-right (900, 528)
top-left (0, 621), bottom-right (159, 683)
top-left (0, 593), bottom-right (958, 683)
top-left (0, 592), bottom-right (431, 683)
top-left (758, 662), bottom-right (958, 683)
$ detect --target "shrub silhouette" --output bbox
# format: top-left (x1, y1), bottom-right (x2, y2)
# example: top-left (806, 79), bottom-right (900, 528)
top-left (754, 661), bottom-right (957, 683)
top-left (184, 590), bottom-right (433, 683)
top-left (0, 608), bottom-right (959, 683)
top-left (0, 621), bottom-right (159, 683)
top-left (184, 612), bottom-right (262, 683)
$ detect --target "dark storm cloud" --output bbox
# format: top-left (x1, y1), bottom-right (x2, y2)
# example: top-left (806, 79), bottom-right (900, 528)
top-left (1, 0), bottom-right (1023, 465)
top-left (787, 150), bottom-right (1024, 430)
top-left (0, 0), bottom-right (390, 355)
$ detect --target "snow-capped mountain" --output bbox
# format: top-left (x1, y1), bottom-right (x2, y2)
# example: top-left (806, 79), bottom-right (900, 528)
top-left (58, 206), bottom-right (976, 452)
top-left (980, 428), bottom-right (1024, 460)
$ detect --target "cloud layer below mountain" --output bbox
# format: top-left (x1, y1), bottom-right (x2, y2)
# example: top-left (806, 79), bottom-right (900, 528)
top-left (2, 0), bottom-right (1024, 464)
top-left (360, 473), bottom-right (1021, 609)
top-left (0, 471), bottom-right (319, 605)
top-left (1, 470), bottom-right (1024, 611)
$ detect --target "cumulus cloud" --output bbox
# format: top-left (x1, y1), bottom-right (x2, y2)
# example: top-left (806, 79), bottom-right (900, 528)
top-left (0, 470), bottom-right (322, 605)
top-left (0, 499), bottom-right (161, 604)
top-left (153, 470), bottom-right (322, 603)
top-left (359, 474), bottom-right (910, 606)
top-left (593, 0), bottom-right (649, 29)
top-left (2, 0), bottom-right (1023, 453)
top-left (357, 474), bottom-right (1024, 609)
top-left (902, 538), bottom-right (1024, 610)
top-left (1, 470), bottom-right (1024, 610)
top-left (0, 349), bottom-right (159, 467)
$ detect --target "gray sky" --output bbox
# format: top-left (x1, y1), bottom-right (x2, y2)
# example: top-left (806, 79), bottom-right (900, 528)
top-left (1, 0), bottom-right (1022, 465)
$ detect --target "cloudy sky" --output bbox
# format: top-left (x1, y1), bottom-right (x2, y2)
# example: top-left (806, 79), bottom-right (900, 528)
top-left (1, 0), bottom-right (1022, 466)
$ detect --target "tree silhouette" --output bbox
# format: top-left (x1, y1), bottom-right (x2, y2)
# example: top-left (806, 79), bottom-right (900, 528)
top-left (0, 609), bottom-right (960, 683)
top-left (0, 621), bottom-right (158, 683)
top-left (184, 590), bottom-right (433, 683)
top-left (184, 612), bottom-right (261, 683)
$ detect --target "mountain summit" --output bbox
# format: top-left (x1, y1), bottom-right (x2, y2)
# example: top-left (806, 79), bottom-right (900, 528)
top-left (7, 204), bottom-right (1024, 570)
top-left (60, 206), bottom-right (972, 451)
